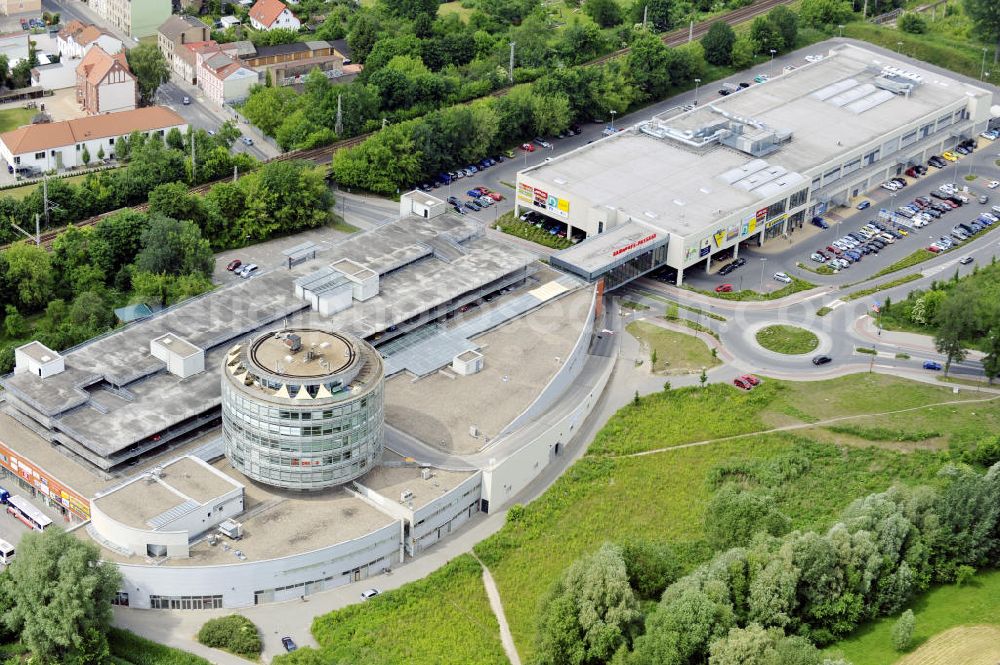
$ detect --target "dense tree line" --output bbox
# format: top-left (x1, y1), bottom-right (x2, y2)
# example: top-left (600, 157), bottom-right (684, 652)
top-left (880, 261), bottom-right (1000, 381)
top-left (532, 461), bottom-right (1000, 665)
top-left (239, 0), bottom-right (774, 151)
top-left (0, 123), bottom-right (252, 247)
top-left (0, 159), bottom-right (332, 373)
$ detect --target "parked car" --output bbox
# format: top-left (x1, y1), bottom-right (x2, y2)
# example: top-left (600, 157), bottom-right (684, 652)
top-left (182, 96), bottom-right (191, 105)
top-left (719, 263), bottom-right (736, 276)
top-left (520, 143), bottom-right (535, 152)
top-left (810, 252), bottom-right (826, 263)
top-left (773, 272), bottom-right (792, 283)
top-left (238, 263), bottom-right (259, 278)
top-left (733, 377), bottom-right (752, 390)
top-left (533, 137), bottom-right (552, 148)
top-left (988, 180), bottom-right (1000, 189)
top-left (361, 588), bottom-right (381, 600)
top-left (741, 374), bottom-right (761, 386)
top-left (812, 354), bottom-right (832, 365)
top-left (226, 259), bottom-right (242, 271)
top-left (281, 637), bottom-right (298, 652)
top-left (715, 283), bottom-right (734, 293)
top-left (811, 216), bottom-right (829, 229)
top-left (942, 151), bottom-right (958, 161)
top-left (857, 200), bottom-right (871, 210)
top-left (922, 360), bottom-right (942, 371)
top-left (242, 137), bottom-right (254, 146)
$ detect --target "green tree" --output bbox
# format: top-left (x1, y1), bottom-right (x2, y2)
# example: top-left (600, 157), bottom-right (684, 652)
top-left (81, 145), bottom-right (91, 165)
top-left (133, 216), bottom-right (214, 278)
top-left (897, 12), bottom-right (927, 33)
top-left (126, 43), bottom-right (169, 106)
top-left (933, 289), bottom-right (974, 375)
top-left (954, 564), bottom-right (976, 586)
top-left (535, 543), bottom-right (639, 665)
top-left (620, 539), bottom-right (680, 600)
top-left (963, 0), bottom-right (1000, 64)
top-left (750, 16), bottom-right (783, 53)
top-left (585, 0), bottom-right (623, 27)
top-left (890, 609), bottom-right (915, 651)
top-left (628, 33), bottom-right (673, 100)
top-left (5, 241), bottom-right (54, 310)
top-left (701, 21), bottom-right (736, 66)
top-left (768, 5), bottom-right (799, 51)
top-left (4, 304), bottom-right (27, 338)
top-left (347, 13), bottom-right (379, 63)
top-left (704, 486), bottom-right (791, 550)
top-left (731, 35), bottom-right (756, 69)
top-left (631, 0), bottom-right (674, 32)
top-left (96, 145), bottom-right (105, 161)
top-left (2, 528), bottom-right (121, 664)
top-left (799, 0), bottom-right (854, 28)
top-left (241, 86), bottom-right (300, 136)
top-left (983, 329), bottom-right (1000, 384)
top-left (708, 623), bottom-right (827, 665)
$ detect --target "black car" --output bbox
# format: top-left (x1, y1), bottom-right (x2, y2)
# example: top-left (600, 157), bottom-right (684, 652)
top-left (718, 89), bottom-right (731, 96)
top-left (447, 196), bottom-right (459, 205)
top-left (281, 637), bottom-right (298, 652)
top-left (738, 82), bottom-right (751, 88)
top-left (812, 355), bottom-right (832, 365)
top-left (733, 257), bottom-right (746, 268)
top-left (719, 263), bottom-right (736, 276)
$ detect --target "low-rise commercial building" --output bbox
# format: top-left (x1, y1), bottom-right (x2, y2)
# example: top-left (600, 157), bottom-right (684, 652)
top-left (0, 106), bottom-right (186, 173)
top-left (238, 39), bottom-right (344, 86)
top-left (519, 44), bottom-right (994, 288)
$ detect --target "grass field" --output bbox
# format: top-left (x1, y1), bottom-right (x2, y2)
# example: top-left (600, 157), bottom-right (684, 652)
top-left (108, 628), bottom-right (211, 665)
top-left (0, 107), bottom-right (35, 133)
top-left (295, 373), bottom-right (994, 664)
top-left (437, 0), bottom-right (475, 20)
top-left (869, 250), bottom-right (936, 279)
top-left (280, 554), bottom-right (506, 665)
top-left (755, 324), bottom-right (819, 355)
top-left (824, 571), bottom-right (1000, 665)
top-left (626, 321), bottom-right (719, 373)
top-left (692, 276), bottom-right (816, 301)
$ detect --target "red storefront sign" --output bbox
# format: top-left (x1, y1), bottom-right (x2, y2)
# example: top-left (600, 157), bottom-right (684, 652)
top-left (0, 440), bottom-right (90, 520)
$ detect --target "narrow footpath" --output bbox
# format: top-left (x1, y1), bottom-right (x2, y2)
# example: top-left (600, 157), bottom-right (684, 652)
top-left (472, 552), bottom-right (522, 665)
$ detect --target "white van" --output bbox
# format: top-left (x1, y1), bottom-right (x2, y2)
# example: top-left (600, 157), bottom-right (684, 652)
top-left (0, 539), bottom-right (14, 564)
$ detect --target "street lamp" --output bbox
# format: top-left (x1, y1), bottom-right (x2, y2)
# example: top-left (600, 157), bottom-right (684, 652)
top-left (838, 24), bottom-right (844, 38)
top-left (758, 257), bottom-right (767, 291)
top-left (769, 49), bottom-right (777, 78)
top-left (693, 78), bottom-right (701, 106)
top-left (609, 110), bottom-right (617, 131)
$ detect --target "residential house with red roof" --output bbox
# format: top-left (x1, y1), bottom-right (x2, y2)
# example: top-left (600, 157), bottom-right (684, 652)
top-left (248, 0), bottom-right (300, 31)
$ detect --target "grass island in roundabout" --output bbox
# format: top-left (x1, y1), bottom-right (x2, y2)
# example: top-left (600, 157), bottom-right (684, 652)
top-left (755, 324), bottom-right (820, 355)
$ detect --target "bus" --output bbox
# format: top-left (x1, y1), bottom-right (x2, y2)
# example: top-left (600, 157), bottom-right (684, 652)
top-left (6, 496), bottom-right (52, 531)
top-left (0, 539), bottom-right (13, 564)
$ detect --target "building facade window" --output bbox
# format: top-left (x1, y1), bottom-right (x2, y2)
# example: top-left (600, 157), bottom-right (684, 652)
top-left (900, 130), bottom-right (918, 148)
top-left (767, 199), bottom-right (787, 219)
top-left (149, 595), bottom-right (223, 610)
top-left (789, 188), bottom-right (808, 208)
top-left (843, 158), bottom-right (862, 175)
top-left (34, 152), bottom-right (44, 159)
top-left (823, 166), bottom-right (841, 184)
top-left (863, 148), bottom-right (880, 166)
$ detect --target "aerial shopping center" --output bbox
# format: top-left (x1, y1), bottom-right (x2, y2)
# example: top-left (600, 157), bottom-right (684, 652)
top-left (525, 43), bottom-right (994, 288)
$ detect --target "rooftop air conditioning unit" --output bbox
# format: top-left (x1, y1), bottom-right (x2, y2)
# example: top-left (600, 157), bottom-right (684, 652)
top-left (218, 519), bottom-right (243, 540)
top-left (421, 468), bottom-right (432, 480)
top-left (400, 489), bottom-right (414, 503)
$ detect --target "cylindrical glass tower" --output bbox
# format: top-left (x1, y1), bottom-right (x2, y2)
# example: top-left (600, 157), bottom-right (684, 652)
top-left (221, 327), bottom-right (384, 490)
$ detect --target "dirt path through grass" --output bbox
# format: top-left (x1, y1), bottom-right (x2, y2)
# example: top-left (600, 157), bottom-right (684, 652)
top-left (471, 553), bottom-right (521, 665)
top-left (611, 394), bottom-right (1000, 459)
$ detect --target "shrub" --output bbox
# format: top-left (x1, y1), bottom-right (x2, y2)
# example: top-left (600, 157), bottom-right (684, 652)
top-left (620, 539), bottom-right (680, 600)
top-left (890, 609), bottom-right (915, 651)
top-left (955, 565), bottom-right (976, 587)
top-left (897, 12), bottom-right (927, 34)
top-left (197, 615), bottom-right (261, 659)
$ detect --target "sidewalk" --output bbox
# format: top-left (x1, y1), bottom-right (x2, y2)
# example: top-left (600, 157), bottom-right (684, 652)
top-left (853, 314), bottom-right (985, 360)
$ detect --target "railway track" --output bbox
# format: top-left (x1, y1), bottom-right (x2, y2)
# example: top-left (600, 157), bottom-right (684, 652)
top-left (19, 0), bottom-right (793, 250)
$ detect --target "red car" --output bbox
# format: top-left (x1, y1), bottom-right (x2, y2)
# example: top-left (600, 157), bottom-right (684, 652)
top-left (740, 374), bottom-right (761, 386)
top-left (826, 245), bottom-right (842, 255)
top-left (471, 186), bottom-right (489, 195)
top-left (715, 284), bottom-right (733, 293)
top-left (521, 143), bottom-right (536, 152)
top-left (487, 192), bottom-right (503, 201)
top-left (733, 377), bottom-right (752, 390)
top-left (927, 245), bottom-right (941, 253)
top-left (227, 259), bottom-right (242, 271)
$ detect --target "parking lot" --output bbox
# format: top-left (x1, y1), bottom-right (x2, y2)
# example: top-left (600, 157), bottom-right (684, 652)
top-left (678, 132), bottom-right (1000, 291)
